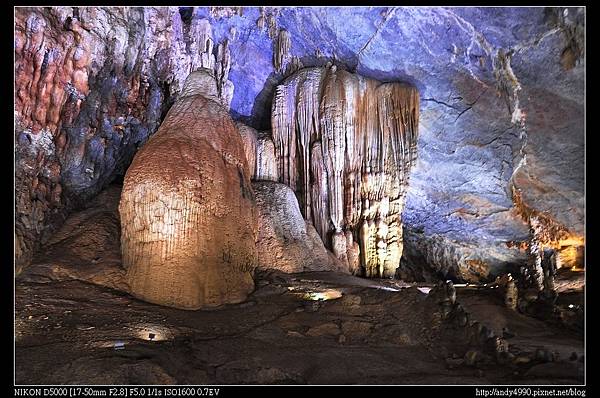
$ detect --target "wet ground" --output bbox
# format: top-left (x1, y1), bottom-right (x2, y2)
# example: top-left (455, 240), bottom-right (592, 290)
top-left (15, 185), bottom-right (585, 385)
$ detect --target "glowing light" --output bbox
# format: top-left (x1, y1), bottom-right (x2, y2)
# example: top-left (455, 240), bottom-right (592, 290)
top-left (377, 286), bottom-right (401, 292)
top-left (568, 304), bottom-right (575, 309)
top-left (302, 289), bottom-right (343, 301)
top-left (134, 324), bottom-right (173, 341)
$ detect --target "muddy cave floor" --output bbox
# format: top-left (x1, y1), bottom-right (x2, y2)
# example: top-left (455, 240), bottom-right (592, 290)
top-left (15, 185), bottom-right (585, 385)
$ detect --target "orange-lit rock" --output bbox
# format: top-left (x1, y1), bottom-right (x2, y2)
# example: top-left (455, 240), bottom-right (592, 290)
top-left (237, 122), bottom-right (258, 180)
top-left (512, 187), bottom-right (585, 289)
top-left (255, 131), bottom-right (278, 182)
top-left (119, 70), bottom-right (257, 309)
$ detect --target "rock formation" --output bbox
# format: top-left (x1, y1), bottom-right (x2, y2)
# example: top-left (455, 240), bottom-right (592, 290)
top-left (14, 7), bottom-right (235, 272)
top-left (237, 122), bottom-right (258, 180)
top-left (271, 66), bottom-right (420, 277)
top-left (255, 131), bottom-right (278, 181)
top-left (512, 187), bottom-right (584, 292)
top-left (119, 70), bottom-right (257, 310)
top-left (14, 6), bottom-right (584, 285)
top-left (254, 181), bottom-right (345, 273)
top-left (14, 7), bottom-right (586, 386)
top-left (236, 123), bottom-right (279, 183)
top-left (273, 29), bottom-right (291, 74)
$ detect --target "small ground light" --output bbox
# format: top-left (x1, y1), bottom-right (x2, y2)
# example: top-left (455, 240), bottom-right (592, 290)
top-left (303, 289), bottom-right (343, 301)
top-left (136, 326), bottom-right (171, 341)
top-left (568, 304), bottom-right (575, 309)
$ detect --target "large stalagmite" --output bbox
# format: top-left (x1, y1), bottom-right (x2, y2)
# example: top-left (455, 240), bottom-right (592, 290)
top-left (271, 66), bottom-right (420, 278)
top-left (119, 69), bottom-right (257, 310)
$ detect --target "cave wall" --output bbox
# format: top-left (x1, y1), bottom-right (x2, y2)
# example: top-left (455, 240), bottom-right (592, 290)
top-left (14, 6), bottom-right (585, 281)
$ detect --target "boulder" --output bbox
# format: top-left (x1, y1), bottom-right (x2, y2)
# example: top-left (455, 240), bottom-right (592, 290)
top-left (253, 181), bottom-right (346, 273)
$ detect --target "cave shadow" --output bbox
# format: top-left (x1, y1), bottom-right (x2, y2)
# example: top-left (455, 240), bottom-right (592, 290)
top-left (230, 71), bottom-right (281, 132)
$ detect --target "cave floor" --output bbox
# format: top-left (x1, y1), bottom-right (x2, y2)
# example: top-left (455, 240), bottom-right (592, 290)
top-left (15, 185), bottom-right (584, 385)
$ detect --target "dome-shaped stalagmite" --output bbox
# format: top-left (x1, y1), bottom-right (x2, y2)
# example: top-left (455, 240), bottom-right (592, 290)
top-left (119, 70), bottom-right (257, 310)
top-left (271, 66), bottom-right (420, 278)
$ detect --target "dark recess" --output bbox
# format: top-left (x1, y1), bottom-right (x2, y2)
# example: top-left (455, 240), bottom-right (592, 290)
top-left (179, 7), bottom-right (194, 25)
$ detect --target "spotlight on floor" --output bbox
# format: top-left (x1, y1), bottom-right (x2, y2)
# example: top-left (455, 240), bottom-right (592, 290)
top-left (135, 325), bottom-right (172, 342)
top-left (303, 289), bottom-right (343, 301)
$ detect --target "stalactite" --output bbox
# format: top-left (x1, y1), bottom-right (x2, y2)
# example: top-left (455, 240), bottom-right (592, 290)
top-left (191, 19), bottom-right (215, 72)
top-left (216, 40), bottom-right (230, 86)
top-left (187, 19), bottom-right (232, 109)
top-left (256, 7), bottom-right (266, 31)
top-left (271, 66), bottom-right (420, 277)
top-left (310, 140), bottom-right (330, 247)
top-left (273, 29), bottom-right (291, 73)
top-left (296, 68), bottom-right (326, 218)
top-left (215, 39), bottom-right (233, 108)
top-left (272, 78), bottom-right (298, 190)
top-left (267, 12), bottom-right (278, 39)
top-left (209, 6), bottom-right (243, 19)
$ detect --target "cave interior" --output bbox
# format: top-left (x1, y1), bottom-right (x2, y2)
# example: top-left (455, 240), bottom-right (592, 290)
top-left (14, 6), bottom-right (585, 385)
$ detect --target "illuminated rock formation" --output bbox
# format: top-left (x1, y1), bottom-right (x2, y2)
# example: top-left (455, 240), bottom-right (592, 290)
top-left (15, 7), bottom-right (584, 285)
top-left (273, 29), bottom-right (291, 73)
top-left (255, 131), bottom-right (278, 181)
top-left (512, 187), bottom-right (584, 292)
top-left (254, 181), bottom-right (345, 273)
top-left (271, 66), bottom-right (420, 277)
top-left (237, 122), bottom-right (258, 180)
top-left (119, 70), bottom-right (257, 309)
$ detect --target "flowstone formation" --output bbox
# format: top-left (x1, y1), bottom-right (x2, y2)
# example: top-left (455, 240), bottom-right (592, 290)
top-left (271, 66), bottom-right (420, 278)
top-left (119, 69), bottom-right (257, 310)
